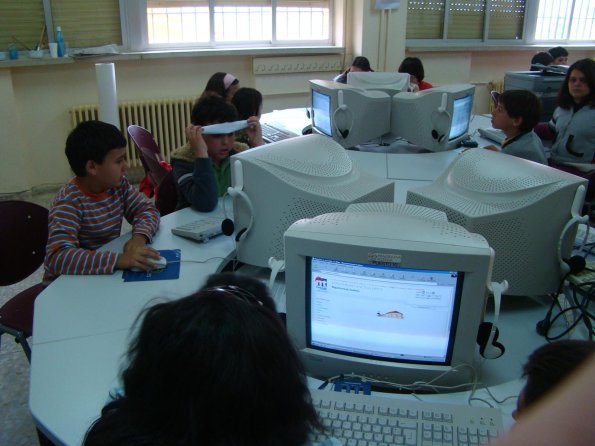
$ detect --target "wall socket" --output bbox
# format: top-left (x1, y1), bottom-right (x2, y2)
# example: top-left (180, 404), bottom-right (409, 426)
top-left (253, 55), bottom-right (343, 75)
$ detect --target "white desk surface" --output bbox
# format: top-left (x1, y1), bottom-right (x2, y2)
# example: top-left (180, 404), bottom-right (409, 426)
top-left (30, 114), bottom-right (550, 446)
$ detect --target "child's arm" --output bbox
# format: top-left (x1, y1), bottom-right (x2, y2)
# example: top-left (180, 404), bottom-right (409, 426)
top-left (171, 125), bottom-right (218, 212)
top-left (122, 180), bottom-right (161, 244)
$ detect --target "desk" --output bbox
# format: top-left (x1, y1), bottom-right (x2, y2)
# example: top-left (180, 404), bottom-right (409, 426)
top-left (29, 123), bottom-right (555, 445)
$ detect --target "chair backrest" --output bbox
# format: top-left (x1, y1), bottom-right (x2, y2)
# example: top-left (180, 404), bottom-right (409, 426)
top-left (127, 125), bottom-right (162, 173)
top-left (139, 146), bottom-right (178, 215)
top-left (0, 201), bottom-right (49, 286)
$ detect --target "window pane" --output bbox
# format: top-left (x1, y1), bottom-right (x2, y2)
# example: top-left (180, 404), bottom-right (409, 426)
top-left (488, 0), bottom-right (525, 40)
top-left (407, 0), bottom-right (445, 39)
top-left (276, 6), bottom-right (329, 40)
top-left (535, 0), bottom-right (573, 40)
top-left (447, 0), bottom-right (486, 39)
top-left (569, 0), bottom-right (595, 40)
top-left (0, 0), bottom-right (45, 52)
top-left (51, 0), bottom-right (122, 48)
top-left (214, 6), bottom-right (272, 41)
top-left (147, 3), bottom-right (210, 44)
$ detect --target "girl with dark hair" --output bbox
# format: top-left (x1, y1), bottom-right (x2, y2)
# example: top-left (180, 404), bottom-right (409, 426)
top-left (549, 58), bottom-right (595, 166)
top-left (333, 56), bottom-right (373, 84)
top-left (84, 274), bottom-right (338, 446)
top-left (200, 71), bottom-right (240, 101)
top-left (398, 57), bottom-right (433, 91)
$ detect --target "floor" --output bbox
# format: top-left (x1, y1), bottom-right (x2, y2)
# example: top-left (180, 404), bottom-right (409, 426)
top-left (1, 171), bottom-right (143, 446)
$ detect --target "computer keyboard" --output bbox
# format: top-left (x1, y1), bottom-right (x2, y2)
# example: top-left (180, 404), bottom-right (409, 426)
top-left (261, 122), bottom-right (298, 143)
top-left (478, 127), bottom-right (506, 145)
top-left (171, 216), bottom-right (223, 243)
top-left (310, 388), bottom-right (503, 446)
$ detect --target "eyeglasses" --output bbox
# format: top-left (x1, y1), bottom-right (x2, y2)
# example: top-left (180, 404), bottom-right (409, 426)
top-left (202, 285), bottom-right (264, 307)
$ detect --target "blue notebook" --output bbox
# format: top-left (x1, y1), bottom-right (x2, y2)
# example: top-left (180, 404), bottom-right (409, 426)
top-left (122, 249), bottom-right (181, 282)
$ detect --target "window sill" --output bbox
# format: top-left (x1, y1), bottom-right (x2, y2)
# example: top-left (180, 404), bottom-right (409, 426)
top-left (0, 46), bottom-right (344, 70)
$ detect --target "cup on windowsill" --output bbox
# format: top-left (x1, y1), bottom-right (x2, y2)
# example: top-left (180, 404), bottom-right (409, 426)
top-left (49, 43), bottom-right (58, 58)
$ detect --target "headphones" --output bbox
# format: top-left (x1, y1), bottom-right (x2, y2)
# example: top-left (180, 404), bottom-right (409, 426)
top-left (332, 89), bottom-right (353, 139)
top-left (430, 93), bottom-right (451, 145)
top-left (476, 280), bottom-right (508, 359)
top-left (221, 160), bottom-right (254, 243)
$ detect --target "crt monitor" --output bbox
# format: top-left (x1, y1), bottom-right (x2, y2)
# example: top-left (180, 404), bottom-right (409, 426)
top-left (346, 71), bottom-right (410, 95)
top-left (229, 134), bottom-right (395, 268)
top-left (310, 79), bottom-right (392, 148)
top-left (407, 148), bottom-right (588, 296)
top-left (285, 211), bottom-right (494, 387)
top-left (391, 84), bottom-right (475, 152)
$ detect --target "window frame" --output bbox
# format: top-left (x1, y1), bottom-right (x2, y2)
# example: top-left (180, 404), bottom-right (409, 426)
top-left (525, 0), bottom-right (595, 45)
top-left (120, 0), bottom-right (334, 52)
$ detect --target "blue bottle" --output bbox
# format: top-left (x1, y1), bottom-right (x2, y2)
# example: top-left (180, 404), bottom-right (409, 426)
top-left (56, 26), bottom-right (65, 57)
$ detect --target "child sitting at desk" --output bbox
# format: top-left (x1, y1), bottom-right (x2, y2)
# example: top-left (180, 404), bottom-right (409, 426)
top-left (44, 121), bottom-right (161, 283)
top-left (170, 95), bottom-right (263, 212)
top-left (549, 58), bottom-right (595, 166)
top-left (484, 90), bottom-right (548, 165)
top-left (83, 274), bottom-right (339, 446)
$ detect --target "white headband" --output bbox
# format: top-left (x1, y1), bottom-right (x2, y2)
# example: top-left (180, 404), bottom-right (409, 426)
top-left (223, 73), bottom-right (237, 91)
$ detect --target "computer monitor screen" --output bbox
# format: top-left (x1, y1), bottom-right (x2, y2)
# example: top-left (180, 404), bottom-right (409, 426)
top-left (285, 211), bottom-right (494, 387)
top-left (391, 84), bottom-right (475, 152)
top-left (229, 134), bottom-right (395, 268)
top-left (449, 94), bottom-right (473, 140)
top-left (309, 79), bottom-right (392, 148)
top-left (309, 257), bottom-right (462, 364)
top-left (407, 148), bottom-right (588, 296)
top-left (347, 72), bottom-right (410, 95)
top-left (312, 89), bottom-right (332, 137)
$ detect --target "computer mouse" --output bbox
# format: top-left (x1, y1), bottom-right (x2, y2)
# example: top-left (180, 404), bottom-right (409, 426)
top-left (130, 256), bottom-right (167, 272)
top-left (302, 124), bottom-right (313, 135)
top-left (150, 256), bottom-right (168, 270)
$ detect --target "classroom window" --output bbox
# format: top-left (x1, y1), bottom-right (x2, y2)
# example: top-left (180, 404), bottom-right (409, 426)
top-left (141, 0), bottom-right (331, 49)
top-left (407, 0), bottom-right (595, 44)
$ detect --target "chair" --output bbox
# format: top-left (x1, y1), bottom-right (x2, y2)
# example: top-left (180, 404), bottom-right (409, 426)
top-left (127, 124), bottom-right (161, 174)
top-left (0, 201), bottom-right (49, 362)
top-left (139, 145), bottom-right (178, 216)
top-left (127, 125), bottom-right (178, 216)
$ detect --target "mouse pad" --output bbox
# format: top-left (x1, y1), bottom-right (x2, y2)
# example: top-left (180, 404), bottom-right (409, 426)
top-left (122, 249), bottom-right (181, 282)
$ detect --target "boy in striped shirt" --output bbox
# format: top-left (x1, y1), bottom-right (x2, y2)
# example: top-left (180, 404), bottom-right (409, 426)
top-left (44, 121), bottom-right (161, 283)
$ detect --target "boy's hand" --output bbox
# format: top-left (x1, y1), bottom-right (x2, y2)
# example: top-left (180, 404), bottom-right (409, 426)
top-left (483, 144), bottom-right (501, 152)
top-left (246, 116), bottom-right (264, 147)
top-left (186, 125), bottom-right (209, 158)
top-left (116, 234), bottom-right (161, 271)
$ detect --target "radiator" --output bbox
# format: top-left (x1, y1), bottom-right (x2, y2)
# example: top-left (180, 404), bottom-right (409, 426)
top-left (70, 97), bottom-right (196, 168)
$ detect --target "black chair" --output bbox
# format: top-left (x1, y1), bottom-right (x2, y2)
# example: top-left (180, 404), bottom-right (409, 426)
top-left (0, 200), bottom-right (48, 362)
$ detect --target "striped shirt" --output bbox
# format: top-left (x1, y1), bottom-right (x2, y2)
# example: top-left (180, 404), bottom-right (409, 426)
top-left (43, 177), bottom-right (160, 283)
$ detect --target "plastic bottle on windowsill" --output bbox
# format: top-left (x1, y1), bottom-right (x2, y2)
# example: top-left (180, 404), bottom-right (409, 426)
top-left (56, 26), bottom-right (65, 57)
